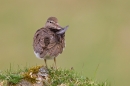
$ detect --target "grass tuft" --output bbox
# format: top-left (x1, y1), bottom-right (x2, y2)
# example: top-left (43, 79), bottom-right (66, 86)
top-left (48, 67), bottom-right (108, 86)
top-left (0, 66), bottom-right (110, 86)
top-left (0, 70), bottom-right (23, 85)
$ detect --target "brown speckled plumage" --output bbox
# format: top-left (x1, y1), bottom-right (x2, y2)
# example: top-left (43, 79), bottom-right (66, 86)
top-left (33, 17), bottom-right (68, 68)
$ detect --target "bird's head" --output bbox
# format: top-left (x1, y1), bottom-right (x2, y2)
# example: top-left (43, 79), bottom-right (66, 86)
top-left (45, 17), bottom-right (62, 30)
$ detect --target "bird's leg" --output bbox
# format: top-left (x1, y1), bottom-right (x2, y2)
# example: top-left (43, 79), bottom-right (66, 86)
top-left (54, 58), bottom-right (57, 69)
top-left (44, 59), bottom-right (48, 68)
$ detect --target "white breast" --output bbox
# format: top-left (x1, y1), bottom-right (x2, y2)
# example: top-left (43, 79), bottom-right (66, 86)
top-left (34, 51), bottom-right (42, 59)
top-left (34, 51), bottom-right (55, 60)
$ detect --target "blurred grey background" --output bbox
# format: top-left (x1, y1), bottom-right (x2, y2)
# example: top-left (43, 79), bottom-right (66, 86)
top-left (0, 0), bottom-right (130, 86)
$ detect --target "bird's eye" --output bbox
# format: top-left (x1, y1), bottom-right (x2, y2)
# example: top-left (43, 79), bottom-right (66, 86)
top-left (50, 21), bottom-right (52, 23)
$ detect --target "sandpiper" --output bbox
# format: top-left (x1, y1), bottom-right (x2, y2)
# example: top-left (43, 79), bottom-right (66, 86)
top-left (33, 17), bottom-right (69, 68)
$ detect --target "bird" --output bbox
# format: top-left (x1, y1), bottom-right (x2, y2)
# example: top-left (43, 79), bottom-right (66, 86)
top-left (33, 17), bottom-right (69, 68)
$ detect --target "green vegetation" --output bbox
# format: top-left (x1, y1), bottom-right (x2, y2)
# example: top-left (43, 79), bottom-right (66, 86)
top-left (48, 67), bottom-right (109, 86)
top-left (0, 65), bottom-right (110, 86)
top-left (0, 65), bottom-right (28, 85)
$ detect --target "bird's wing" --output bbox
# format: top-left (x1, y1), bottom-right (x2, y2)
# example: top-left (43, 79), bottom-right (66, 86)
top-left (33, 28), bottom-right (56, 54)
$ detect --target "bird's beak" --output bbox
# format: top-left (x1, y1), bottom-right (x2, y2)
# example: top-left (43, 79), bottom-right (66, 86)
top-left (55, 23), bottom-right (62, 30)
top-left (56, 25), bottom-right (69, 34)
